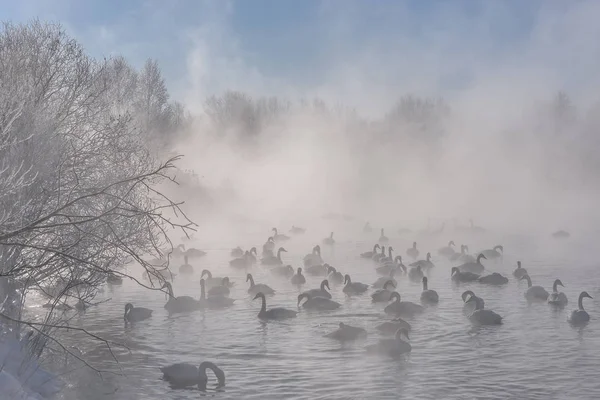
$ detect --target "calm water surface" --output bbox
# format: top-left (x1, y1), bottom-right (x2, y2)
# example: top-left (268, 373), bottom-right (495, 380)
top-left (43, 226), bottom-right (600, 399)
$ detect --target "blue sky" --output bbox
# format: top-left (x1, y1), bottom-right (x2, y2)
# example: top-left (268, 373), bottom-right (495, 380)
top-left (1, 0), bottom-right (598, 110)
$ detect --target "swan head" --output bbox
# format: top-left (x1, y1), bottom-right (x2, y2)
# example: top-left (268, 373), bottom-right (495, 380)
top-left (422, 276), bottom-right (428, 285)
top-left (344, 274), bottom-right (351, 284)
top-left (278, 247), bottom-right (287, 253)
top-left (461, 290), bottom-right (475, 302)
top-left (297, 267), bottom-right (303, 275)
top-left (272, 227), bottom-right (277, 233)
top-left (246, 273), bottom-right (252, 282)
top-left (321, 279), bottom-right (331, 291)
top-left (250, 247), bottom-right (257, 255)
top-left (580, 291), bottom-right (593, 300)
top-left (448, 240), bottom-right (455, 246)
top-left (124, 303), bottom-right (133, 316)
top-left (383, 280), bottom-right (396, 290)
top-left (426, 252), bottom-right (431, 260)
top-left (375, 244), bottom-right (381, 250)
top-left (477, 253), bottom-right (487, 263)
top-left (198, 361), bottom-right (225, 389)
top-left (517, 261), bottom-right (521, 268)
top-left (395, 328), bottom-right (410, 341)
top-left (297, 293), bottom-right (309, 306)
top-left (394, 255), bottom-right (402, 263)
top-left (222, 277), bottom-right (230, 286)
top-left (389, 291), bottom-right (401, 302)
top-left (554, 279), bottom-right (564, 289)
top-left (267, 236), bottom-right (274, 243)
top-left (339, 322), bottom-right (346, 328)
top-left (201, 269), bottom-right (211, 278)
top-left (494, 245), bottom-right (504, 252)
top-left (451, 267), bottom-right (459, 276)
top-left (326, 264), bottom-right (335, 274)
top-left (252, 292), bottom-right (265, 301)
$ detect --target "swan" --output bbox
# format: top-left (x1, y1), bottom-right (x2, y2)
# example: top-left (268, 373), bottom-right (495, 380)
top-left (200, 270), bottom-right (232, 289)
top-left (271, 264), bottom-right (294, 278)
top-left (291, 267), bottom-right (306, 285)
top-left (343, 274), bottom-right (369, 295)
top-left (569, 291), bottom-right (592, 325)
top-left (372, 246), bottom-right (386, 262)
top-left (361, 243), bottom-right (380, 259)
top-left (409, 252), bottom-right (434, 269)
top-left (184, 247), bottom-right (207, 258)
top-left (302, 279), bottom-right (332, 299)
top-left (438, 241), bottom-right (456, 257)
top-left (363, 222), bottom-right (373, 233)
top-left (297, 293), bottom-right (341, 310)
top-left (464, 295), bottom-right (502, 325)
top-left (451, 267), bottom-right (480, 283)
top-left (230, 246), bottom-right (244, 258)
top-left (371, 280), bottom-right (396, 302)
top-left (124, 303), bottom-right (153, 322)
top-left (407, 242), bottom-right (419, 259)
top-left (179, 255), bottom-right (193, 274)
top-left (207, 278), bottom-right (231, 297)
top-left (372, 271), bottom-right (397, 289)
top-left (164, 243), bottom-right (186, 257)
top-left (376, 318), bottom-right (412, 335)
top-left (107, 274), bottom-right (123, 285)
top-left (481, 245), bottom-right (503, 260)
top-left (246, 273), bottom-right (275, 296)
top-left (229, 251), bottom-right (252, 269)
top-left (305, 262), bottom-right (328, 276)
top-left (449, 244), bottom-right (466, 261)
top-left (379, 246), bottom-right (394, 264)
top-left (322, 232), bottom-right (335, 245)
top-left (457, 253), bottom-right (486, 274)
top-left (452, 245), bottom-right (476, 264)
top-left (160, 361), bottom-right (225, 390)
top-left (262, 236), bottom-right (275, 256)
top-left (420, 277), bottom-right (439, 304)
top-left (261, 247), bottom-right (287, 266)
top-left (520, 274), bottom-right (549, 301)
top-left (462, 290), bottom-right (485, 314)
top-left (247, 247), bottom-right (258, 264)
top-left (478, 272), bottom-right (509, 286)
top-left (378, 228), bottom-right (389, 244)
top-left (384, 292), bottom-right (425, 317)
top-left (548, 279), bottom-right (568, 306)
top-left (162, 282), bottom-right (201, 313)
top-left (303, 245), bottom-right (323, 267)
top-left (326, 265), bottom-right (344, 284)
top-left (513, 261), bottom-right (528, 279)
top-left (290, 225), bottom-right (306, 234)
top-left (552, 229), bottom-right (570, 239)
top-left (199, 279), bottom-right (235, 308)
top-left (408, 265), bottom-right (425, 282)
top-left (365, 328), bottom-right (411, 357)
top-left (325, 322), bottom-right (367, 341)
top-left (272, 227), bottom-right (290, 242)
top-left (253, 292), bottom-right (297, 320)
top-left (376, 256), bottom-right (406, 276)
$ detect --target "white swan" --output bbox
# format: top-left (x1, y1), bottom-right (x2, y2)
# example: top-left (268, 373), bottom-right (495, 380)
top-left (376, 318), bottom-right (412, 336)
top-left (179, 255), bottom-right (193, 274)
top-left (409, 252), bottom-right (434, 269)
top-left (371, 280), bottom-right (397, 302)
top-left (207, 278), bottom-right (231, 297)
top-left (343, 274), bottom-right (369, 295)
top-left (272, 227), bottom-right (290, 242)
top-left (303, 245), bottom-right (323, 267)
top-left (199, 279), bottom-right (235, 309)
top-left (379, 246), bottom-right (394, 264)
top-left (271, 264), bottom-right (294, 278)
top-left (378, 228), bottom-right (389, 244)
top-left (438, 240), bottom-right (456, 257)
top-left (305, 262), bottom-right (329, 276)
top-left (372, 246), bottom-right (386, 262)
top-left (462, 290), bottom-right (485, 314)
top-left (302, 279), bottom-right (332, 299)
top-left (297, 293), bottom-right (341, 310)
top-left (520, 274), bottom-right (549, 301)
top-left (160, 361), bottom-right (225, 390)
top-left (569, 291), bottom-right (592, 325)
top-left (408, 265), bottom-right (425, 282)
top-left (384, 292), bottom-right (425, 317)
top-left (457, 253), bottom-right (486, 274)
top-left (376, 256), bottom-right (406, 276)
top-left (184, 247), bottom-right (207, 258)
top-left (420, 277), bottom-right (439, 304)
top-left (365, 328), bottom-right (411, 357)
top-left (464, 295), bottom-right (502, 325)
top-left (512, 260), bottom-right (528, 279)
top-left (548, 279), bottom-right (568, 306)
top-left (291, 267), bottom-right (306, 285)
top-left (480, 245), bottom-right (503, 260)
top-left (261, 247), bottom-right (287, 266)
top-left (478, 272), bottom-right (508, 286)
top-left (326, 265), bottom-right (344, 284)
top-left (229, 251), bottom-right (252, 269)
top-left (407, 242), bottom-right (419, 259)
top-left (124, 303), bottom-right (153, 322)
top-left (230, 246), bottom-right (244, 258)
top-left (322, 232), bottom-right (335, 245)
top-left (361, 244), bottom-right (380, 259)
top-left (253, 292), bottom-right (297, 320)
top-left (372, 271), bottom-right (397, 289)
top-left (290, 225), bottom-right (306, 234)
top-left (325, 322), bottom-right (367, 341)
top-left (246, 273), bottom-right (275, 296)
top-left (451, 267), bottom-right (480, 283)
top-left (200, 270), bottom-right (232, 289)
top-left (162, 282), bottom-right (201, 314)
top-left (262, 236), bottom-right (275, 256)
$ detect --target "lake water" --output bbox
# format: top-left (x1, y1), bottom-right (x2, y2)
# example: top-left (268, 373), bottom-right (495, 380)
top-left (41, 224), bottom-right (600, 400)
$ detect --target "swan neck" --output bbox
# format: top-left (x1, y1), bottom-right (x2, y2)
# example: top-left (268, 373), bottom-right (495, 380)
top-left (260, 294), bottom-right (267, 313)
top-left (249, 275), bottom-right (255, 287)
top-left (423, 280), bottom-right (428, 290)
top-left (553, 280), bottom-right (558, 292)
top-left (200, 281), bottom-right (206, 300)
top-left (578, 293), bottom-right (585, 310)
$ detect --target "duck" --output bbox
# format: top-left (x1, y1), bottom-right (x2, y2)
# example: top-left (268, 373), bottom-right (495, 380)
top-left (230, 246), bottom-right (244, 258)
top-left (162, 282), bottom-right (201, 314)
top-left (464, 294), bottom-right (502, 325)
top-left (363, 222), bottom-right (373, 233)
top-left (569, 291), bottom-right (592, 325)
top-left (199, 279), bottom-right (235, 308)
top-left (512, 261), bottom-right (528, 279)
top-left (160, 361), bottom-right (225, 390)
top-left (384, 292), bottom-right (425, 317)
top-left (457, 253), bottom-right (486, 274)
top-left (409, 252), bottom-right (434, 269)
top-left (378, 228), bottom-right (389, 244)
top-left (107, 274), bottom-right (123, 285)
top-left (462, 290), bottom-right (485, 314)
top-left (302, 279), bottom-right (332, 299)
top-left (297, 293), bottom-right (341, 310)
top-left (253, 292), bottom-right (297, 320)
top-left (184, 247), bottom-right (207, 258)
top-left (379, 247), bottom-right (394, 264)
top-left (478, 272), bottom-right (509, 286)
top-left (451, 267), bottom-right (480, 283)
top-left (246, 273), bottom-right (275, 296)
top-left (480, 245), bottom-right (503, 260)
top-left (303, 245), bottom-right (323, 267)
top-left (124, 303), bottom-right (153, 322)
top-left (271, 264), bottom-right (295, 278)
top-left (325, 322), bottom-right (367, 341)
top-left (438, 241), bottom-right (456, 257)
top-left (179, 255), bottom-right (193, 274)
top-left (343, 274), bottom-right (369, 295)
top-left (548, 279), bottom-right (568, 306)
top-left (360, 243), bottom-right (380, 259)
top-left (372, 246), bottom-right (386, 262)
top-left (365, 328), bottom-right (411, 357)
top-left (290, 225), bottom-right (306, 234)
top-left (291, 267), bottom-right (306, 285)
top-left (407, 242), bottom-right (419, 259)
top-left (371, 280), bottom-right (397, 302)
top-left (520, 274), bottom-right (549, 301)
top-left (261, 247), bottom-right (287, 266)
top-left (326, 265), bottom-right (344, 284)
top-left (420, 277), bottom-right (439, 304)
top-left (375, 318), bottom-right (412, 335)
top-left (271, 227), bottom-right (290, 242)
top-left (376, 256), bottom-right (406, 276)
top-left (322, 232), bottom-right (335, 245)
top-left (200, 270), bottom-right (232, 289)
top-left (408, 265), bottom-right (425, 282)
top-left (207, 278), bottom-right (231, 297)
